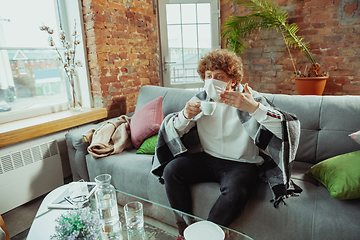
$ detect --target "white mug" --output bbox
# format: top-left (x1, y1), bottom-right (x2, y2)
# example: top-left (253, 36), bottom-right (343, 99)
top-left (200, 102), bottom-right (216, 115)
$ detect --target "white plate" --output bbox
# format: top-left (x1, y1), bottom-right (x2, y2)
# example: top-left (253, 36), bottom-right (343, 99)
top-left (184, 221), bottom-right (225, 240)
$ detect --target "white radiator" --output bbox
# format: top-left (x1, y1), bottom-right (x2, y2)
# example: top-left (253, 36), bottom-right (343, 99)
top-left (0, 137), bottom-right (64, 214)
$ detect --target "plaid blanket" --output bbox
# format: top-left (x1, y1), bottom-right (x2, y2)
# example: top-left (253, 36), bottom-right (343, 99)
top-left (151, 89), bottom-right (302, 207)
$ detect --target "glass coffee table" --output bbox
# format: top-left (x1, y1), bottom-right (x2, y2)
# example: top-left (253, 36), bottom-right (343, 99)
top-left (27, 184), bottom-right (253, 240)
top-left (114, 189), bottom-right (253, 240)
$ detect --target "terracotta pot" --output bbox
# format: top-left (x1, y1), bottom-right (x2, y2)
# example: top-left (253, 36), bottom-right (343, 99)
top-left (295, 76), bottom-right (329, 95)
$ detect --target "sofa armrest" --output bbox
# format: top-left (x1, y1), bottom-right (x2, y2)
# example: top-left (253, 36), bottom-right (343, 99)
top-left (65, 114), bottom-right (134, 181)
top-left (66, 124), bottom-right (96, 181)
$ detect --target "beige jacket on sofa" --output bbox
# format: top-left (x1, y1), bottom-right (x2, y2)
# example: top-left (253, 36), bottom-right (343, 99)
top-left (83, 115), bottom-right (133, 158)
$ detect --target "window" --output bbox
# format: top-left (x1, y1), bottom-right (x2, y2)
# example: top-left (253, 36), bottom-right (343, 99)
top-left (158, 0), bottom-right (220, 89)
top-left (0, 0), bottom-right (91, 124)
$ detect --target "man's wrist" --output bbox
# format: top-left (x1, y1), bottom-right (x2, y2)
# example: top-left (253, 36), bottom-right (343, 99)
top-left (182, 110), bottom-right (190, 119)
top-left (249, 102), bottom-right (260, 114)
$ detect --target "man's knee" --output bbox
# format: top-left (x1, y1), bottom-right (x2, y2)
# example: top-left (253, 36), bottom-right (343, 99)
top-left (163, 163), bottom-right (173, 181)
top-left (220, 185), bottom-right (249, 202)
top-left (163, 159), bottom-right (181, 181)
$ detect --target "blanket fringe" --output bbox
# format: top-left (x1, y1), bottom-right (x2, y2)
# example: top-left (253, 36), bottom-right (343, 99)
top-left (158, 177), bottom-right (165, 184)
top-left (271, 192), bottom-right (300, 208)
top-left (271, 196), bottom-right (286, 208)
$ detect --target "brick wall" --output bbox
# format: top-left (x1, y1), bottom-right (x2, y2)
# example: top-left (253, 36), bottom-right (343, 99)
top-left (81, 0), bottom-right (359, 116)
top-left (220, 0), bottom-right (360, 95)
top-left (82, 0), bottom-right (160, 118)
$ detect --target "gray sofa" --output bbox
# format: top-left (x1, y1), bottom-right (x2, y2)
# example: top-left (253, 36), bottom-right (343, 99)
top-left (66, 85), bottom-right (360, 240)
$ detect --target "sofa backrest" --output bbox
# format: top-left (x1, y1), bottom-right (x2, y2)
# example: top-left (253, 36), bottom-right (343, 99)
top-left (136, 85), bottom-right (198, 117)
top-left (136, 85), bottom-right (360, 165)
top-left (263, 93), bottom-right (360, 164)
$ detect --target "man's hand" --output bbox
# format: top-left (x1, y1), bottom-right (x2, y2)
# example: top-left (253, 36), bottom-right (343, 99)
top-left (183, 101), bottom-right (201, 119)
top-left (220, 83), bottom-right (259, 114)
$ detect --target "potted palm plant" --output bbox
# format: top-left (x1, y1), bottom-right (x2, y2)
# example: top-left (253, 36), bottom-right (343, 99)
top-left (222, 0), bottom-right (329, 95)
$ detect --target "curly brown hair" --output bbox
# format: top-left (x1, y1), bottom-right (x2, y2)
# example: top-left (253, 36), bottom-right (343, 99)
top-left (197, 49), bottom-right (243, 87)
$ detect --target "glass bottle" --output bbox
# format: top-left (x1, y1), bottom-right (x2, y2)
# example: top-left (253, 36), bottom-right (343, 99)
top-left (95, 174), bottom-right (123, 240)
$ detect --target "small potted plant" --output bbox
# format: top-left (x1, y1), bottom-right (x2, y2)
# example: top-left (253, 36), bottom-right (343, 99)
top-left (222, 0), bottom-right (329, 95)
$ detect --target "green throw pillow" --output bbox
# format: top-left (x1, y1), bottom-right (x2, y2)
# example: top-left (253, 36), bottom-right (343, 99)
top-left (136, 134), bottom-right (158, 155)
top-left (306, 150), bottom-right (360, 200)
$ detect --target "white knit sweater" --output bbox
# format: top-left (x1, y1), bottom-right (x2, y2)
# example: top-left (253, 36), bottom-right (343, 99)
top-left (174, 95), bottom-right (283, 164)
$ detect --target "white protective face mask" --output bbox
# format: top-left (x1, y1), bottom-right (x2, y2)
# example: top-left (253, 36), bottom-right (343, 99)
top-left (204, 79), bottom-right (228, 101)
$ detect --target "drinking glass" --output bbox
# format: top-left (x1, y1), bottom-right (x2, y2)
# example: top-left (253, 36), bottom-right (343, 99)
top-left (124, 201), bottom-right (145, 240)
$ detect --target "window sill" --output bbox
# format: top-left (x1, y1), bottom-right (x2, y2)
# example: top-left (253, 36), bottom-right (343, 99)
top-left (0, 108), bottom-right (108, 147)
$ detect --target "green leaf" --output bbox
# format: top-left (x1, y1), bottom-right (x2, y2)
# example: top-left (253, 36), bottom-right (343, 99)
top-left (222, 0), bottom-right (317, 66)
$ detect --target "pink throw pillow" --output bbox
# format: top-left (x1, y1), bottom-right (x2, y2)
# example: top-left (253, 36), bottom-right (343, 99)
top-left (130, 96), bottom-right (164, 149)
top-left (349, 130), bottom-right (360, 145)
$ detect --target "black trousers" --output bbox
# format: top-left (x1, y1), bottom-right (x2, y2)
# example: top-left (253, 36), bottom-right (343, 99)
top-left (163, 152), bottom-right (260, 233)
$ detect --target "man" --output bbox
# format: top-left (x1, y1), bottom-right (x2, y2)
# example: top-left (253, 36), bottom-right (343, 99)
top-left (152, 49), bottom-right (301, 240)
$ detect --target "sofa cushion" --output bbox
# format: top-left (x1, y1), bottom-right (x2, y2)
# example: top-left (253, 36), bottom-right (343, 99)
top-left (130, 96), bottom-right (163, 149)
top-left (86, 148), bottom-right (153, 199)
top-left (306, 150), bottom-right (360, 200)
top-left (291, 161), bottom-right (318, 185)
top-left (136, 134), bottom-right (158, 155)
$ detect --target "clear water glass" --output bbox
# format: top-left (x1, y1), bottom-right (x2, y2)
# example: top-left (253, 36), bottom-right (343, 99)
top-left (124, 201), bottom-right (145, 240)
